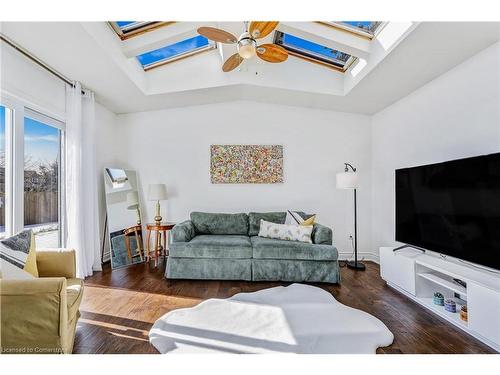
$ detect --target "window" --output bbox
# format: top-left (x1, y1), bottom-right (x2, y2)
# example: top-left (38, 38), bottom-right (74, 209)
top-left (108, 21), bottom-right (174, 40)
top-left (340, 21), bottom-right (382, 35)
top-left (0, 97), bottom-right (64, 247)
top-left (0, 105), bottom-right (7, 237)
top-left (24, 112), bottom-right (62, 248)
top-left (273, 31), bottom-right (356, 71)
top-left (136, 35), bottom-right (216, 71)
top-left (319, 21), bottom-right (383, 38)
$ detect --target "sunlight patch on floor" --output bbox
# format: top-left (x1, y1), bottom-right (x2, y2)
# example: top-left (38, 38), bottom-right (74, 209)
top-left (81, 285), bottom-right (202, 323)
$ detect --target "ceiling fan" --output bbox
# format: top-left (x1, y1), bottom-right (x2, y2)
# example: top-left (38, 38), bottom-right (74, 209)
top-left (197, 21), bottom-right (288, 72)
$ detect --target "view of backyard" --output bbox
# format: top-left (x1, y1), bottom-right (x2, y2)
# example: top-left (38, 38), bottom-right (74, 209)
top-left (0, 105), bottom-right (61, 247)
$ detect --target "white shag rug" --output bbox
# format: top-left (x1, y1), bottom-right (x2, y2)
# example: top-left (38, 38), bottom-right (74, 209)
top-left (149, 283), bottom-right (394, 354)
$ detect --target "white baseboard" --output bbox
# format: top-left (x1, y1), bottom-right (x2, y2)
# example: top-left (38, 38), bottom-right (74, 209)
top-left (338, 251), bottom-right (379, 264)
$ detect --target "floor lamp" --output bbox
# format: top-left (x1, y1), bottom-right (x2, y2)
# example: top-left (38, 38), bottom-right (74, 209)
top-left (336, 163), bottom-right (365, 271)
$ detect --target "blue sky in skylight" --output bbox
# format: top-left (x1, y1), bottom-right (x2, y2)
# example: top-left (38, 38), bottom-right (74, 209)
top-left (137, 35), bottom-right (209, 67)
top-left (116, 21), bottom-right (136, 28)
top-left (282, 33), bottom-right (350, 62)
top-left (342, 21), bottom-right (378, 32)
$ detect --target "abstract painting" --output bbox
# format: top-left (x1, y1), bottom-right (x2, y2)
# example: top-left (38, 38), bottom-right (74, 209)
top-left (210, 145), bottom-right (283, 184)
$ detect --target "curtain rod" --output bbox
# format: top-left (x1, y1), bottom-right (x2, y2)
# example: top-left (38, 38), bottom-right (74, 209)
top-left (0, 33), bottom-right (75, 87)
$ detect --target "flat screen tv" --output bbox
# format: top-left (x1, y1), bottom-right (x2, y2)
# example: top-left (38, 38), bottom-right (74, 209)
top-left (395, 153), bottom-right (500, 270)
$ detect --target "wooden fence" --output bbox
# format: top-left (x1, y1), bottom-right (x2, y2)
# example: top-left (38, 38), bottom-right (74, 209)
top-left (0, 191), bottom-right (58, 226)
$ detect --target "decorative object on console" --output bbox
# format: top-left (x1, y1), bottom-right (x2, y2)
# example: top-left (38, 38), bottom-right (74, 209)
top-left (433, 292), bottom-right (445, 306)
top-left (148, 184), bottom-right (168, 225)
top-left (460, 305), bottom-right (468, 322)
top-left (258, 219), bottom-right (313, 243)
top-left (336, 162), bottom-right (364, 271)
top-left (444, 299), bottom-right (457, 313)
top-left (210, 145), bottom-right (283, 184)
top-left (126, 190), bottom-right (142, 225)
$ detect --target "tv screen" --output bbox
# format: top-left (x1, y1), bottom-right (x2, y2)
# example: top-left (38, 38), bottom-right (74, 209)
top-left (395, 153), bottom-right (500, 270)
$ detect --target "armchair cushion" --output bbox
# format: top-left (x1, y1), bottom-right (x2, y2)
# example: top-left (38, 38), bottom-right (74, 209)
top-left (36, 249), bottom-right (76, 279)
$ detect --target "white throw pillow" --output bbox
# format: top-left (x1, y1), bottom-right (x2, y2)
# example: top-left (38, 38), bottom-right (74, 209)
top-left (285, 210), bottom-right (316, 226)
top-left (258, 219), bottom-right (313, 243)
top-left (0, 258), bottom-right (35, 279)
top-left (285, 210), bottom-right (304, 225)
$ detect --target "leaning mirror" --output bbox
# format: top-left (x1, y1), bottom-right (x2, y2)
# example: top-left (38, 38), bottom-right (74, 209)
top-left (104, 168), bottom-right (144, 269)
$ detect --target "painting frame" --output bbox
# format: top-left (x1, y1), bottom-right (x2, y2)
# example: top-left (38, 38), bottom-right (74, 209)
top-left (210, 145), bottom-right (284, 184)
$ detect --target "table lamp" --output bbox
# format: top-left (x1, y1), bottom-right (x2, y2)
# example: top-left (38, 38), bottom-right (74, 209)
top-left (126, 190), bottom-right (141, 225)
top-left (148, 184), bottom-right (167, 225)
top-left (336, 163), bottom-right (365, 270)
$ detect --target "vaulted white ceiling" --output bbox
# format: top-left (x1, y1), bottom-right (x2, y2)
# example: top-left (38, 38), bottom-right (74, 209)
top-left (1, 21), bottom-right (499, 114)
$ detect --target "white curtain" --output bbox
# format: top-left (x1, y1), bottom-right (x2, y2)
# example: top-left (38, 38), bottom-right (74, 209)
top-left (65, 82), bottom-right (101, 278)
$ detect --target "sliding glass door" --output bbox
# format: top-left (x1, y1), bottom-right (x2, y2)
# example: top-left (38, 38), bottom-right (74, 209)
top-left (0, 98), bottom-right (65, 247)
top-left (24, 113), bottom-right (62, 247)
top-left (0, 105), bottom-right (7, 238)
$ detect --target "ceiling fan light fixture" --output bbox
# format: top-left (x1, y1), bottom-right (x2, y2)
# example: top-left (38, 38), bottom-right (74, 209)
top-left (238, 37), bottom-right (257, 59)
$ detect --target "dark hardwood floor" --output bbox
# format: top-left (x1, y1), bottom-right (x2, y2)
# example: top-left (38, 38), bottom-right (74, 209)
top-left (74, 260), bottom-right (495, 354)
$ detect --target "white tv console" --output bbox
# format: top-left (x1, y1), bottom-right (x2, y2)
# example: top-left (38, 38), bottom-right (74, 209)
top-left (380, 247), bottom-right (500, 352)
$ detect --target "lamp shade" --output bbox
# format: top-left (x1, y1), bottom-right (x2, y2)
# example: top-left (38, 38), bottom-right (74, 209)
top-left (148, 184), bottom-right (167, 201)
top-left (126, 191), bottom-right (139, 210)
top-left (336, 171), bottom-right (359, 189)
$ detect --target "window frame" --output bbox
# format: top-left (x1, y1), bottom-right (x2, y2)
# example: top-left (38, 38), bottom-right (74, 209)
top-left (108, 21), bottom-right (175, 40)
top-left (138, 36), bottom-right (217, 72)
top-left (316, 21), bottom-right (385, 40)
top-left (273, 31), bottom-right (357, 73)
top-left (0, 93), bottom-right (66, 246)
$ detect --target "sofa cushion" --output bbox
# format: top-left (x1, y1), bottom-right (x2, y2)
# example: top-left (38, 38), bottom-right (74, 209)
top-left (170, 235), bottom-right (253, 259)
top-left (248, 212), bottom-right (286, 236)
top-left (66, 278), bottom-right (84, 321)
top-left (190, 212), bottom-right (249, 235)
top-left (251, 236), bottom-right (338, 261)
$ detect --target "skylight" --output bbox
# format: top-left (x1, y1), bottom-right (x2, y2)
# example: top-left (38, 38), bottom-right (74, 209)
top-left (319, 21), bottom-right (383, 38)
top-left (340, 21), bottom-right (382, 35)
top-left (108, 21), bottom-right (173, 40)
top-left (136, 35), bottom-right (215, 71)
top-left (273, 31), bottom-right (355, 71)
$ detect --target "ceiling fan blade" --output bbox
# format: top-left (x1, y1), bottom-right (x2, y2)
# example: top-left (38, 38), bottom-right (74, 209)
top-left (256, 44), bottom-right (288, 63)
top-left (222, 53), bottom-right (244, 72)
top-left (249, 21), bottom-right (279, 39)
top-left (197, 27), bottom-right (238, 44)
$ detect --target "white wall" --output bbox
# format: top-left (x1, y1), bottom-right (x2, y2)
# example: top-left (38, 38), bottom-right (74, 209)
top-left (94, 102), bottom-right (119, 257)
top-left (0, 34), bottom-right (66, 120)
top-left (371, 41), bottom-right (500, 255)
top-left (115, 101), bottom-right (373, 259)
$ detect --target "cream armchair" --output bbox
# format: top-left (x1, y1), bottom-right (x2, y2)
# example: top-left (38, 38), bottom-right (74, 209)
top-left (0, 249), bottom-right (84, 354)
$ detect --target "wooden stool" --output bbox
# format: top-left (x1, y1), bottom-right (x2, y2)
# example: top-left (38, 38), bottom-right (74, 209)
top-left (145, 222), bottom-right (175, 267)
top-left (123, 225), bottom-right (144, 261)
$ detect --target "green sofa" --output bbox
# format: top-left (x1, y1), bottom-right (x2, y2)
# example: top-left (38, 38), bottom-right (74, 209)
top-left (166, 212), bottom-right (340, 283)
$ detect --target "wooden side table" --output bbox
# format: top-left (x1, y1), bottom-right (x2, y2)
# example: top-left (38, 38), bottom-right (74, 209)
top-left (123, 225), bottom-right (144, 261)
top-left (145, 222), bottom-right (175, 267)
